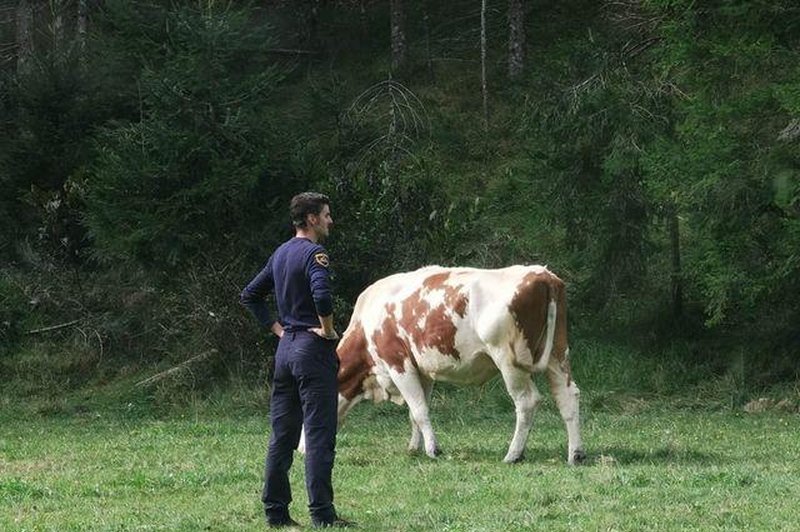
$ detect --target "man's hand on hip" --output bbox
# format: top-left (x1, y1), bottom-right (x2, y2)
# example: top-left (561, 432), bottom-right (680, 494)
top-left (310, 327), bottom-right (339, 341)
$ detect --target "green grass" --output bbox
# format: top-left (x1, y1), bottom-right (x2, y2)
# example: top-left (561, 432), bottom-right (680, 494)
top-left (2, 382), bottom-right (799, 531)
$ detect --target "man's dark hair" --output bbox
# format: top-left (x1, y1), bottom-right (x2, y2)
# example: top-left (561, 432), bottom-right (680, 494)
top-left (290, 192), bottom-right (330, 228)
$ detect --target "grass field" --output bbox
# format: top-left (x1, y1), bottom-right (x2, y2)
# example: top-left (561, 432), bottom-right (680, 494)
top-left (2, 380), bottom-right (799, 531)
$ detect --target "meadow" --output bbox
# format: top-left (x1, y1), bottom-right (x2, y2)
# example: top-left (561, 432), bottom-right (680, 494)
top-left (3, 3), bottom-right (800, 530)
top-left (2, 373), bottom-right (799, 531)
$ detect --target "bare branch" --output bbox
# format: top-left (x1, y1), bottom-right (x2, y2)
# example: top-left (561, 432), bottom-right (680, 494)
top-left (135, 349), bottom-right (219, 388)
top-left (25, 319), bottom-right (81, 335)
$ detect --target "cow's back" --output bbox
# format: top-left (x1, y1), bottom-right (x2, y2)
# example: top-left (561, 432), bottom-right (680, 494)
top-left (341, 265), bottom-right (564, 387)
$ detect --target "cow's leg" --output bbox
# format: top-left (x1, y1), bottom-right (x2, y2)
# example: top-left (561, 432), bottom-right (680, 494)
top-left (390, 370), bottom-right (440, 458)
top-left (547, 351), bottom-right (585, 465)
top-left (497, 359), bottom-right (541, 463)
top-left (408, 377), bottom-right (433, 453)
top-left (298, 395), bottom-right (360, 455)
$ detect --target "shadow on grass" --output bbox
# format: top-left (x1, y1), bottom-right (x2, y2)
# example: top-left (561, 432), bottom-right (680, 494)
top-left (388, 445), bottom-right (566, 465)
top-left (588, 445), bottom-right (724, 466)
top-left (373, 444), bottom-right (725, 467)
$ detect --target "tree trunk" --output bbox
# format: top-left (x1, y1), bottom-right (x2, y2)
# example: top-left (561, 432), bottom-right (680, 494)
top-left (480, 0), bottom-right (488, 132)
top-left (77, 0), bottom-right (88, 63)
top-left (423, 0), bottom-right (433, 80)
top-left (51, 0), bottom-right (64, 52)
top-left (668, 204), bottom-right (683, 318)
top-left (16, 0), bottom-right (34, 73)
top-left (295, 0), bottom-right (319, 49)
top-left (508, 0), bottom-right (525, 79)
top-left (360, 0), bottom-right (368, 39)
top-left (308, 0), bottom-right (320, 49)
top-left (390, 0), bottom-right (406, 73)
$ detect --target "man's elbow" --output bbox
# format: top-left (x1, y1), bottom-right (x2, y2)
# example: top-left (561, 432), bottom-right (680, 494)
top-left (239, 289), bottom-right (254, 307)
top-left (314, 297), bottom-right (333, 318)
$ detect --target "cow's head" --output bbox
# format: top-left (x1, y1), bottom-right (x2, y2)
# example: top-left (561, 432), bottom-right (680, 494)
top-left (335, 322), bottom-right (394, 420)
top-left (337, 323), bottom-right (371, 402)
top-left (336, 318), bottom-right (409, 418)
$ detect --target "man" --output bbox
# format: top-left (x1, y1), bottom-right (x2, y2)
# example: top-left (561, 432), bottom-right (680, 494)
top-left (241, 192), bottom-right (351, 528)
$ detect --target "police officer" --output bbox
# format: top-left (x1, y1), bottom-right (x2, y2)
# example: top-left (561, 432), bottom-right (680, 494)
top-left (241, 192), bottom-right (351, 528)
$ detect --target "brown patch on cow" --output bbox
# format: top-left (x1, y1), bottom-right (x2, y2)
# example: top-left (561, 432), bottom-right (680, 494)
top-left (421, 272), bottom-right (469, 318)
top-left (451, 291), bottom-right (468, 318)
top-left (372, 303), bottom-right (413, 373)
top-left (369, 271), bottom-right (469, 368)
top-left (398, 272), bottom-right (468, 359)
top-left (399, 288), bottom-right (429, 354)
top-left (401, 289), bottom-right (428, 341)
top-left (508, 272), bottom-right (555, 367)
top-left (420, 303), bottom-right (460, 357)
top-left (422, 272), bottom-right (450, 290)
top-left (337, 323), bottom-right (373, 400)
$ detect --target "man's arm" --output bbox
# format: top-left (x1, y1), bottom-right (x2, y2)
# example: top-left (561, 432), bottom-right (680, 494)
top-left (316, 314), bottom-right (338, 340)
top-left (240, 255), bottom-right (281, 336)
top-left (270, 321), bottom-right (285, 338)
top-left (307, 248), bottom-right (337, 339)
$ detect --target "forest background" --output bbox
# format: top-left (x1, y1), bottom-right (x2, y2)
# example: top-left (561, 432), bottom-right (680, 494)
top-left (1, 0), bottom-right (799, 412)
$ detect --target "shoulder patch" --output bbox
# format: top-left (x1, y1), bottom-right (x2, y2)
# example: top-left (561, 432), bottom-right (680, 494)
top-left (314, 252), bottom-right (330, 268)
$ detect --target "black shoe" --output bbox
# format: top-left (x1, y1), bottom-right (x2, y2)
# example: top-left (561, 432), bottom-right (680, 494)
top-left (312, 516), bottom-right (355, 528)
top-left (268, 517), bottom-right (300, 528)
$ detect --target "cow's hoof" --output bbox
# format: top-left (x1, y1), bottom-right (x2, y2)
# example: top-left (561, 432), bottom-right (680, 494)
top-left (570, 449), bottom-right (587, 465)
top-left (503, 453), bottom-right (524, 464)
top-left (425, 447), bottom-right (442, 458)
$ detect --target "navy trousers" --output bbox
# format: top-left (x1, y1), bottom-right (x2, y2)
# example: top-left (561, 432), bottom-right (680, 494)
top-left (263, 330), bottom-right (339, 524)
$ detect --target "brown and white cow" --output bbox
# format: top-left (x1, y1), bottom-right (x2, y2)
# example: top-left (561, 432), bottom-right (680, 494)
top-left (300, 265), bottom-right (585, 464)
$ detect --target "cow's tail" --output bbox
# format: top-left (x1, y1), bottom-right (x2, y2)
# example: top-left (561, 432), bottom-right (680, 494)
top-left (536, 291), bottom-right (558, 372)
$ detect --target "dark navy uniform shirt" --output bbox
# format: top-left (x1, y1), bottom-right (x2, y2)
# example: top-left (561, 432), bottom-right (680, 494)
top-left (240, 237), bottom-right (333, 332)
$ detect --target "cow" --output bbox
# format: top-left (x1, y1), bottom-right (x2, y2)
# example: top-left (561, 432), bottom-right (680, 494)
top-left (299, 265), bottom-right (586, 465)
